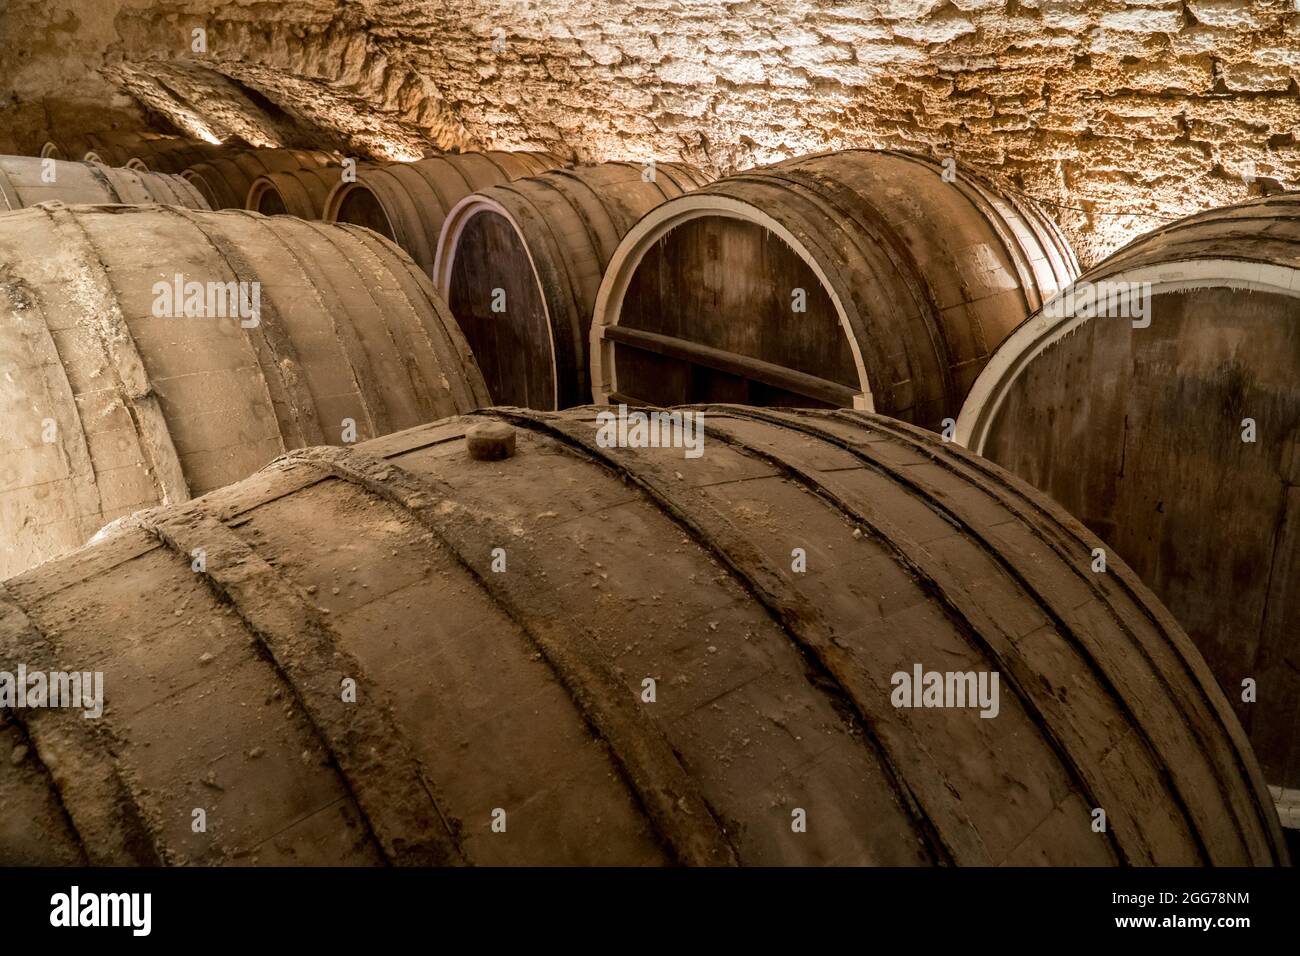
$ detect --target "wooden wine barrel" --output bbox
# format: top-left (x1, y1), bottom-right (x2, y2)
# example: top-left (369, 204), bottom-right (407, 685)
top-left (323, 151), bottom-right (563, 277)
top-left (0, 203), bottom-right (489, 581)
top-left (590, 149), bottom-right (1079, 429)
top-left (433, 162), bottom-right (712, 409)
top-left (245, 166), bottom-right (340, 219)
top-left (182, 149), bottom-right (337, 210)
top-left (0, 156), bottom-right (210, 210)
top-left (78, 132), bottom-right (222, 174)
top-left (0, 404), bottom-right (1284, 866)
top-left (956, 192), bottom-right (1300, 814)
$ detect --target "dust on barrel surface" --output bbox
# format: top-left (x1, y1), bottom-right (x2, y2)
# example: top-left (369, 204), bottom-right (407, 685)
top-left (590, 149), bottom-right (1078, 429)
top-left (433, 162), bottom-right (711, 409)
top-left (245, 165), bottom-right (341, 219)
top-left (182, 148), bottom-right (337, 210)
top-left (0, 203), bottom-right (489, 580)
top-left (323, 151), bottom-right (562, 277)
top-left (0, 405), bottom-right (1285, 865)
top-left (956, 192), bottom-right (1300, 809)
top-left (0, 155), bottom-right (210, 210)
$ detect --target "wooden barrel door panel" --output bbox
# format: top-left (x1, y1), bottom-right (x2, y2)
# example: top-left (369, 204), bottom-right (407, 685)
top-left (591, 149), bottom-right (1078, 430)
top-left (958, 193), bottom-right (1300, 809)
top-left (435, 162), bottom-right (711, 409)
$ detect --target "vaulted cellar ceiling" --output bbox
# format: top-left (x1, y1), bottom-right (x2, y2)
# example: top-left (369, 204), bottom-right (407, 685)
top-left (3, 0), bottom-right (1299, 265)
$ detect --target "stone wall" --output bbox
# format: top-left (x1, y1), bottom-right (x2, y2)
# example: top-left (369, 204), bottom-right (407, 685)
top-left (4, 0), bottom-right (1300, 264)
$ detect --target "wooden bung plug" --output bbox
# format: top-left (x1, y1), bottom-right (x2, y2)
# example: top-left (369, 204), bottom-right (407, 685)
top-left (466, 421), bottom-right (516, 460)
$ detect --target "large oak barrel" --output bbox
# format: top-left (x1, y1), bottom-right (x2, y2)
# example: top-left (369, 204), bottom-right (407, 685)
top-left (590, 149), bottom-right (1079, 429)
top-left (0, 405), bottom-right (1284, 866)
top-left (433, 162), bottom-right (712, 409)
top-left (323, 152), bottom-right (563, 277)
top-left (246, 166), bottom-right (340, 219)
top-left (0, 156), bottom-right (210, 210)
top-left (183, 149), bottom-right (338, 210)
top-left (78, 132), bottom-right (222, 173)
top-left (956, 193), bottom-right (1300, 821)
top-left (0, 203), bottom-right (489, 580)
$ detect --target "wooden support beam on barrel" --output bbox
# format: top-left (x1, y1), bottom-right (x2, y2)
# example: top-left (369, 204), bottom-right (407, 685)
top-left (433, 161), bottom-right (711, 409)
top-left (322, 151), bottom-right (564, 277)
top-left (0, 203), bottom-right (489, 580)
top-left (0, 405), bottom-right (1284, 866)
top-left (590, 149), bottom-right (1079, 430)
top-left (245, 165), bottom-right (340, 219)
top-left (0, 155), bottom-right (210, 209)
top-left (182, 148), bottom-right (337, 210)
top-left (957, 192), bottom-right (1300, 823)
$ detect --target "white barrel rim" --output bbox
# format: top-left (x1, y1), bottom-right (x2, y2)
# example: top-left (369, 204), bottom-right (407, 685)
top-left (244, 174), bottom-right (283, 213)
top-left (322, 175), bottom-right (398, 240)
top-left (955, 256), bottom-right (1300, 452)
top-left (434, 191), bottom-right (561, 409)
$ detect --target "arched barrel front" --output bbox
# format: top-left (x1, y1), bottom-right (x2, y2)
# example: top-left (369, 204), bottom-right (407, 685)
top-left (433, 162), bottom-right (711, 409)
top-left (590, 149), bottom-right (1078, 429)
top-left (323, 151), bottom-right (563, 277)
top-left (245, 166), bottom-right (340, 219)
top-left (0, 155), bottom-right (210, 209)
top-left (957, 192), bottom-right (1300, 817)
top-left (0, 406), bottom-right (1284, 866)
top-left (182, 149), bottom-right (337, 210)
top-left (0, 203), bottom-right (489, 579)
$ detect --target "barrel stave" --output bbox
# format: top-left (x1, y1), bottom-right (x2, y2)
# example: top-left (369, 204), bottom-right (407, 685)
top-left (591, 149), bottom-right (1079, 429)
top-left (184, 149), bottom-right (335, 210)
top-left (0, 204), bottom-right (489, 579)
top-left (957, 192), bottom-right (1300, 804)
top-left (246, 166), bottom-right (339, 218)
top-left (437, 161), bottom-right (710, 409)
top-left (324, 152), bottom-right (565, 278)
top-left (0, 406), bottom-right (1282, 866)
top-left (0, 155), bottom-right (209, 209)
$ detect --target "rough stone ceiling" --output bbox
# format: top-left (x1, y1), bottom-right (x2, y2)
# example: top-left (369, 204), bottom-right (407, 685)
top-left (3, 0), bottom-right (1299, 265)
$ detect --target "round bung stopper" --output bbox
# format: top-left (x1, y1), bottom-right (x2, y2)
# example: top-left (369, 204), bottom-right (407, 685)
top-left (466, 421), bottom-right (517, 460)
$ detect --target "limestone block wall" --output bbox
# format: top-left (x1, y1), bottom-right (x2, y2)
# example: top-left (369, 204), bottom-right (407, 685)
top-left (3, 0), bottom-right (1299, 264)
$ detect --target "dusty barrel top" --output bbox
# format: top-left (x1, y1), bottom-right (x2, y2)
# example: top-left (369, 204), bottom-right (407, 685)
top-left (0, 155), bottom-right (210, 210)
top-left (0, 405), bottom-right (1284, 866)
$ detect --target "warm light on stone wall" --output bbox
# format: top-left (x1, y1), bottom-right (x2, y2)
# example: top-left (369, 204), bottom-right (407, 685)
top-left (2, 0), bottom-right (1298, 263)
